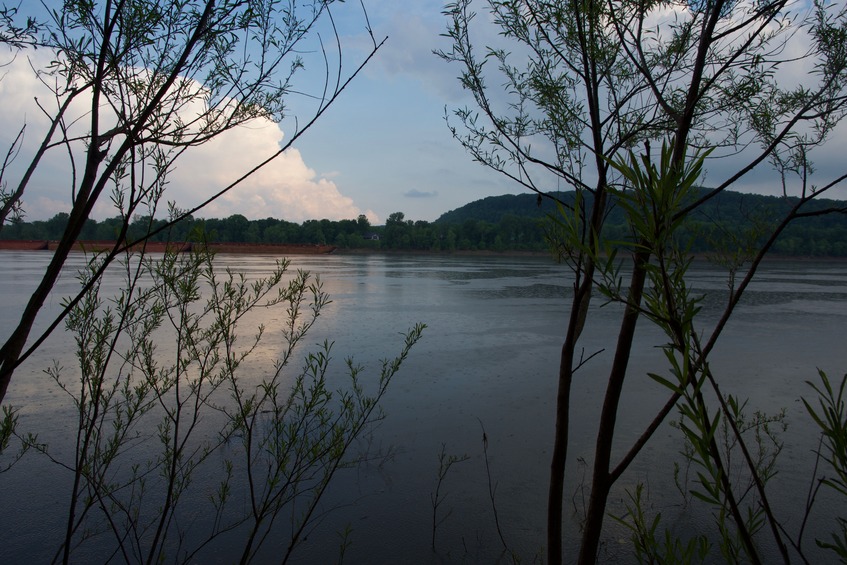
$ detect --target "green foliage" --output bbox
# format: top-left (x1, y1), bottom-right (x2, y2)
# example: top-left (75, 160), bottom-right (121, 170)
top-left (439, 0), bottom-right (847, 563)
top-left (607, 141), bottom-right (790, 563)
top-left (803, 370), bottom-right (847, 561)
top-left (610, 143), bottom-right (711, 253)
top-left (0, 0), bottom-right (384, 413)
top-left (430, 443), bottom-right (470, 551)
top-left (0, 404), bottom-right (33, 473)
top-left (669, 390), bottom-right (788, 563)
top-left (14, 244), bottom-right (424, 563)
top-left (613, 483), bottom-right (711, 564)
top-left (804, 371), bottom-right (847, 498)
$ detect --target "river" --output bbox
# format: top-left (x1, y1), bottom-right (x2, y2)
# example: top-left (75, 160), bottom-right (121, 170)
top-left (1, 252), bottom-right (846, 563)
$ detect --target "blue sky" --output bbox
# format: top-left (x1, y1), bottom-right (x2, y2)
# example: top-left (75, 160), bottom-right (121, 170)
top-left (281, 0), bottom-right (520, 224)
top-left (1, 0), bottom-right (845, 225)
top-left (308, 0), bottom-right (847, 222)
top-left (0, 0), bottom-right (516, 225)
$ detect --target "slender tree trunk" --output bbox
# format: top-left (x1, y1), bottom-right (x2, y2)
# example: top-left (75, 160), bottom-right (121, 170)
top-left (577, 249), bottom-right (650, 564)
top-left (548, 189), bottom-right (607, 565)
top-left (546, 282), bottom-right (585, 565)
top-left (0, 1), bottom-right (215, 405)
top-left (0, 158), bottom-right (104, 401)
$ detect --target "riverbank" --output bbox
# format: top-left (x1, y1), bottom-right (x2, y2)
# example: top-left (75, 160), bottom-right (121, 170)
top-left (0, 240), bottom-right (337, 254)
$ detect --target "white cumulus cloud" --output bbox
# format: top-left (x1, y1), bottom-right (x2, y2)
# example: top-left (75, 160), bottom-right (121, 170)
top-left (0, 50), bottom-right (374, 223)
top-left (165, 118), bottom-right (377, 223)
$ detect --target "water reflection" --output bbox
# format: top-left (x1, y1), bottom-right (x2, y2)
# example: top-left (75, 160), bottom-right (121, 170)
top-left (0, 252), bottom-right (845, 563)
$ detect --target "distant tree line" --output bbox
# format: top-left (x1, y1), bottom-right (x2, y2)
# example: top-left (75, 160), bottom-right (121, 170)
top-left (0, 210), bottom-right (551, 252)
top-left (2, 190), bottom-right (846, 256)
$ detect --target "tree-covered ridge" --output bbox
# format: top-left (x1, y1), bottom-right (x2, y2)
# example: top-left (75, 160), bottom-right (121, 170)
top-left (2, 189), bottom-right (846, 255)
top-left (437, 189), bottom-right (847, 256)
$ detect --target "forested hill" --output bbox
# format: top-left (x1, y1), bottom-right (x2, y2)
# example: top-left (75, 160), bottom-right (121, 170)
top-left (437, 189), bottom-right (847, 228)
top-left (436, 192), bottom-right (573, 224)
top-left (434, 189), bottom-right (847, 256)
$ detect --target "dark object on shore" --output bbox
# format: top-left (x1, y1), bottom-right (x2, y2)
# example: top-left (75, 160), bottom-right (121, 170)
top-left (0, 240), bottom-right (49, 250)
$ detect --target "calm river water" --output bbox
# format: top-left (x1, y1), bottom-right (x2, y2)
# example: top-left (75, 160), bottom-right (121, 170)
top-left (1, 251), bottom-right (846, 563)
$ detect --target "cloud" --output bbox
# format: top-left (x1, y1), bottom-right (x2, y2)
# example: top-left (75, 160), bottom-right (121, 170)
top-left (0, 51), bottom-right (374, 223)
top-left (404, 188), bottom-right (438, 198)
top-left (347, 2), bottom-right (471, 102)
top-left (163, 118), bottom-right (376, 223)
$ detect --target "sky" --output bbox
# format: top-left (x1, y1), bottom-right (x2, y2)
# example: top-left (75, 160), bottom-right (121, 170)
top-left (1, 0), bottom-right (846, 225)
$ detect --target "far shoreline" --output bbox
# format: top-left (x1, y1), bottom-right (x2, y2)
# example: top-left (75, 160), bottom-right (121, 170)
top-left (1, 239), bottom-right (845, 262)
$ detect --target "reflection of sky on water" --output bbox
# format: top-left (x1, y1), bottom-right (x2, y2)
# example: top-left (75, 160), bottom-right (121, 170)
top-left (1, 252), bottom-right (846, 563)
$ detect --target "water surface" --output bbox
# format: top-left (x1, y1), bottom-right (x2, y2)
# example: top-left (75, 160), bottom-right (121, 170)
top-left (1, 252), bottom-right (845, 563)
